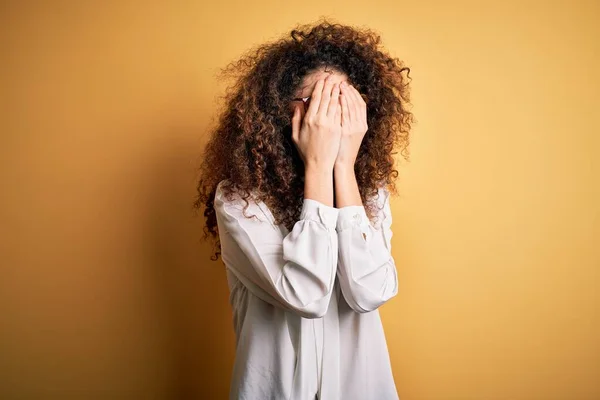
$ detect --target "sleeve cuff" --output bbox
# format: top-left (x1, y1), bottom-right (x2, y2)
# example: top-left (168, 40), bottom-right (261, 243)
top-left (300, 198), bottom-right (339, 230)
top-left (336, 205), bottom-right (370, 231)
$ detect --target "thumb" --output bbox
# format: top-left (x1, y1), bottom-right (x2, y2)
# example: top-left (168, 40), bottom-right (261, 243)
top-left (291, 104), bottom-right (301, 142)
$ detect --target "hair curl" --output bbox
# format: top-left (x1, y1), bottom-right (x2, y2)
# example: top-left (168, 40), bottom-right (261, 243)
top-left (193, 18), bottom-right (414, 261)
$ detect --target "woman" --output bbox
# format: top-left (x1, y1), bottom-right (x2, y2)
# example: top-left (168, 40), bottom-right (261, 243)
top-left (194, 20), bottom-right (413, 400)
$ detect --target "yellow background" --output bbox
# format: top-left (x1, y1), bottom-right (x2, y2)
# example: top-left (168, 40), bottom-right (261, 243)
top-left (1, 1), bottom-right (598, 398)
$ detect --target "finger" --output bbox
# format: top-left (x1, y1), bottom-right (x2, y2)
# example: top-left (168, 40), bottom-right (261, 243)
top-left (340, 87), bottom-right (351, 126)
top-left (350, 85), bottom-right (367, 123)
top-left (327, 83), bottom-right (340, 118)
top-left (305, 78), bottom-right (324, 117)
top-left (291, 104), bottom-right (301, 143)
top-left (341, 82), bottom-right (355, 123)
top-left (317, 76), bottom-right (335, 115)
top-left (350, 86), bottom-right (364, 121)
top-left (334, 100), bottom-right (342, 127)
top-left (298, 99), bottom-right (306, 120)
top-left (350, 85), bottom-right (363, 122)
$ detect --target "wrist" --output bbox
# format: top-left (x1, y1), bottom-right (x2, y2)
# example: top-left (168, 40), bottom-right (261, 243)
top-left (334, 161), bottom-right (355, 176)
top-left (304, 164), bottom-right (335, 207)
top-left (306, 162), bottom-right (334, 175)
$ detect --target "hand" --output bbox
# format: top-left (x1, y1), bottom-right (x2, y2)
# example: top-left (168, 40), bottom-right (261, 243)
top-left (335, 82), bottom-right (368, 169)
top-left (291, 76), bottom-right (342, 171)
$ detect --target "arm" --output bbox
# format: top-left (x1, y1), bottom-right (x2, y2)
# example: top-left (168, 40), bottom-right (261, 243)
top-left (216, 74), bottom-right (340, 318)
top-left (214, 179), bottom-right (339, 319)
top-left (334, 167), bottom-right (398, 313)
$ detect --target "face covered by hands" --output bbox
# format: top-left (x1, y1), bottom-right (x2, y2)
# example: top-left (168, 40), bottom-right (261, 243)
top-left (335, 81), bottom-right (368, 168)
top-left (290, 67), bottom-right (368, 170)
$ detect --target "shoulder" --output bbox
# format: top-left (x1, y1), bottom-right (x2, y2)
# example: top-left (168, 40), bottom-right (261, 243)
top-left (215, 179), bottom-right (250, 206)
top-left (215, 179), bottom-right (272, 223)
top-left (215, 179), bottom-right (255, 207)
top-left (369, 184), bottom-right (391, 208)
top-left (365, 184), bottom-right (392, 227)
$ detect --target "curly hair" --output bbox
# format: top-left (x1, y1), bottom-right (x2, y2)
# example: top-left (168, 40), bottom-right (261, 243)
top-left (193, 18), bottom-right (414, 261)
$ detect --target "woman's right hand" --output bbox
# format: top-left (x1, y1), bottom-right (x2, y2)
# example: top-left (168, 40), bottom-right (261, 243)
top-left (291, 76), bottom-right (342, 171)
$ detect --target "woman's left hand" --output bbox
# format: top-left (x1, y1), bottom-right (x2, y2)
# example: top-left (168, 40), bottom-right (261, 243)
top-left (335, 82), bottom-right (368, 169)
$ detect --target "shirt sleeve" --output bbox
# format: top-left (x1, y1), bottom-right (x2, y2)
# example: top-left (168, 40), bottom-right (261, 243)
top-left (335, 186), bottom-right (398, 313)
top-left (214, 183), bottom-right (340, 319)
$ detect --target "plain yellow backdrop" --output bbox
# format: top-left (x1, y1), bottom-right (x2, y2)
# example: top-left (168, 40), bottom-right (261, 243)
top-left (1, 1), bottom-right (599, 398)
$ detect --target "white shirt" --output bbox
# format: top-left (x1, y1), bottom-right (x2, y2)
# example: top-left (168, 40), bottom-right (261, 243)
top-left (214, 179), bottom-right (399, 400)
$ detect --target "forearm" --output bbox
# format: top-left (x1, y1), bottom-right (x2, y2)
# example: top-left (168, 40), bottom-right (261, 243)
top-left (333, 163), bottom-right (362, 208)
top-left (304, 164), bottom-right (335, 207)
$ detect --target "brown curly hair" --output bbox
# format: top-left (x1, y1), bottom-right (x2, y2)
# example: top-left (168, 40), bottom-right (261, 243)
top-left (193, 18), bottom-right (414, 261)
